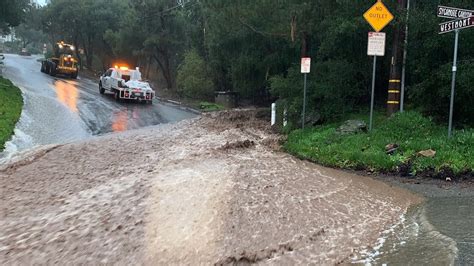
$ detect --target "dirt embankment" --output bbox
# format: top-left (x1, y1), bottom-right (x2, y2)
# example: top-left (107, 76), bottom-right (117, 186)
top-left (0, 110), bottom-right (421, 265)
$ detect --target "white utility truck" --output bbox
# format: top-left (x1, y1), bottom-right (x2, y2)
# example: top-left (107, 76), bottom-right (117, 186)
top-left (99, 66), bottom-right (155, 104)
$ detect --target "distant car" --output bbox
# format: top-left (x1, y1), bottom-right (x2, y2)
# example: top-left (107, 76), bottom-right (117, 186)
top-left (0, 54), bottom-right (4, 74)
top-left (19, 48), bottom-right (31, 56)
top-left (99, 66), bottom-right (155, 104)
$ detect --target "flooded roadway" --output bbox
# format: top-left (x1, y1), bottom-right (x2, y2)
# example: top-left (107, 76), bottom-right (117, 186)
top-left (356, 179), bottom-right (474, 266)
top-left (0, 110), bottom-right (421, 264)
top-left (0, 54), bottom-right (196, 161)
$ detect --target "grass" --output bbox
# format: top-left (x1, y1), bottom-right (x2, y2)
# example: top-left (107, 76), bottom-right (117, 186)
top-left (199, 101), bottom-right (225, 112)
top-left (285, 111), bottom-right (474, 178)
top-left (0, 77), bottom-right (23, 151)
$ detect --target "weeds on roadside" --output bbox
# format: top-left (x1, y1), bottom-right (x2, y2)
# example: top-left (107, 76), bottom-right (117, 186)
top-left (0, 77), bottom-right (23, 151)
top-left (285, 111), bottom-right (474, 178)
top-left (199, 102), bottom-right (225, 112)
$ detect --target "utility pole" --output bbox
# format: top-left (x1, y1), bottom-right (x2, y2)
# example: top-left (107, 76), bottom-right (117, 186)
top-left (400, 0), bottom-right (411, 112)
top-left (387, 0), bottom-right (407, 116)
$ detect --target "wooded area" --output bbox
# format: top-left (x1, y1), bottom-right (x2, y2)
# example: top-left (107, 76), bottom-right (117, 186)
top-left (4, 0), bottom-right (474, 126)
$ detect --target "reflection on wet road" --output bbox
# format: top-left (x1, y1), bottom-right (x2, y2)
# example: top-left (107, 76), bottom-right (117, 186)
top-left (54, 80), bottom-right (79, 113)
top-left (0, 54), bottom-right (197, 160)
top-left (112, 111), bottom-right (128, 132)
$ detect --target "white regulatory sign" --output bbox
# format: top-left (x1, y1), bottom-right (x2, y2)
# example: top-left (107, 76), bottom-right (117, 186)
top-left (301, 57), bottom-right (311, 73)
top-left (367, 32), bottom-right (386, 56)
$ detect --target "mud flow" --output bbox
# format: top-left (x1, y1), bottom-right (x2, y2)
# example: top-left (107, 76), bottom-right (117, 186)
top-left (0, 110), bottom-right (420, 264)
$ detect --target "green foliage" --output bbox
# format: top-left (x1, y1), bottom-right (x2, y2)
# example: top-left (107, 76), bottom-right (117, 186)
top-left (0, 0), bottom-right (29, 34)
top-left (285, 111), bottom-right (474, 177)
top-left (43, 0), bottom-right (124, 68)
top-left (0, 78), bottom-right (23, 151)
top-left (199, 101), bottom-right (224, 112)
top-left (406, 1), bottom-right (474, 125)
top-left (271, 59), bottom-right (365, 124)
top-left (177, 49), bottom-right (214, 100)
top-left (30, 0), bottom-right (474, 127)
top-left (14, 4), bottom-right (47, 53)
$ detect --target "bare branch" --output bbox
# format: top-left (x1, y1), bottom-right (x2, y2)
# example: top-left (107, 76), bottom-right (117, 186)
top-left (238, 17), bottom-right (287, 38)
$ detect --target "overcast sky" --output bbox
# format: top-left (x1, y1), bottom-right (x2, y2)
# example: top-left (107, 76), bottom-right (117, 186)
top-left (35, 0), bottom-right (47, 6)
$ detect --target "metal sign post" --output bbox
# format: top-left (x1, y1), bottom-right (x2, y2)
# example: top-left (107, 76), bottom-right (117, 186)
top-left (448, 29), bottom-right (459, 138)
top-left (302, 74), bottom-right (307, 129)
top-left (367, 32), bottom-right (386, 131)
top-left (301, 57), bottom-right (311, 129)
top-left (370, 56), bottom-right (377, 132)
top-left (438, 5), bottom-right (474, 138)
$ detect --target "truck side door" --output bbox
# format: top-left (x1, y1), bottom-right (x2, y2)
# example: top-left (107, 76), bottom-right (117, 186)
top-left (110, 70), bottom-right (121, 89)
top-left (102, 69), bottom-right (113, 90)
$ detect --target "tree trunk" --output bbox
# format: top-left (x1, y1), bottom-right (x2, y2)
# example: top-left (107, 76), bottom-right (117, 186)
top-left (145, 56), bottom-right (152, 80)
top-left (152, 54), bottom-right (173, 90)
top-left (163, 54), bottom-right (174, 89)
top-left (73, 37), bottom-right (82, 70)
top-left (81, 33), bottom-right (95, 69)
top-left (86, 39), bottom-right (94, 69)
top-left (300, 31), bottom-right (310, 58)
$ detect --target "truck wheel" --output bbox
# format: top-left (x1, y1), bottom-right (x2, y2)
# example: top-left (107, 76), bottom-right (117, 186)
top-left (49, 63), bottom-right (57, 77)
top-left (114, 90), bottom-right (121, 102)
top-left (45, 63), bottom-right (50, 74)
top-left (99, 82), bottom-right (105, 94)
top-left (71, 71), bottom-right (78, 79)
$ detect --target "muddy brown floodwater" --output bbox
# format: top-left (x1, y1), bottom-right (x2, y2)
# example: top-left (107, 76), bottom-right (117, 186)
top-left (0, 110), bottom-right (421, 265)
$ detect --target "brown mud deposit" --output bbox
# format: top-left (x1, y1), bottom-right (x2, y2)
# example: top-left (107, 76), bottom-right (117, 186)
top-left (0, 110), bottom-right (421, 264)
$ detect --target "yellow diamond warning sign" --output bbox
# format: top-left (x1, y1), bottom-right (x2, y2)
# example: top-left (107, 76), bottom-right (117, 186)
top-left (364, 0), bottom-right (394, 32)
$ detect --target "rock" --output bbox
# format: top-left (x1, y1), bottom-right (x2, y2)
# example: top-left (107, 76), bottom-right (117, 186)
top-left (219, 140), bottom-right (256, 150)
top-left (336, 120), bottom-right (368, 135)
top-left (385, 143), bottom-right (399, 155)
top-left (418, 149), bottom-right (436, 158)
top-left (301, 112), bottom-right (322, 127)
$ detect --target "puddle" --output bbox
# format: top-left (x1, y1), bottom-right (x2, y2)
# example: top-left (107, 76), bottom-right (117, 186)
top-left (354, 190), bottom-right (473, 265)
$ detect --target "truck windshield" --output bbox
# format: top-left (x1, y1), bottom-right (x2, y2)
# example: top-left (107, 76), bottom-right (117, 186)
top-left (121, 75), bottom-right (131, 82)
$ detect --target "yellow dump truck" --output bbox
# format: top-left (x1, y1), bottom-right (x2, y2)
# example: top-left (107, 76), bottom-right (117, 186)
top-left (40, 41), bottom-right (79, 79)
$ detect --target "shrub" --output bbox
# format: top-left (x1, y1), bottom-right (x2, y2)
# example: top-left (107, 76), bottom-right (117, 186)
top-left (177, 49), bottom-right (214, 100)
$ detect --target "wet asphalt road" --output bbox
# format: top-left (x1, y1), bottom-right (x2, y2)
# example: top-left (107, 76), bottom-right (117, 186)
top-left (0, 54), bottom-right (196, 160)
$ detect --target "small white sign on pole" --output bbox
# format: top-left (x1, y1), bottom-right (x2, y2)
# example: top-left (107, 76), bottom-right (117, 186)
top-left (301, 57), bottom-right (311, 73)
top-left (367, 32), bottom-right (386, 56)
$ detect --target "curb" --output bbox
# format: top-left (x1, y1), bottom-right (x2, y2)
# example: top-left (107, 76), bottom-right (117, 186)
top-left (155, 96), bottom-right (202, 115)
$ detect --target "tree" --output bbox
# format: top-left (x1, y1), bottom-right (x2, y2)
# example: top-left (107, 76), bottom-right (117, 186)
top-left (177, 49), bottom-right (213, 99)
top-left (406, 0), bottom-right (474, 125)
top-left (0, 0), bottom-right (29, 34)
top-left (29, 0), bottom-right (474, 127)
top-left (14, 3), bottom-right (47, 52)
top-left (42, 0), bottom-right (123, 69)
